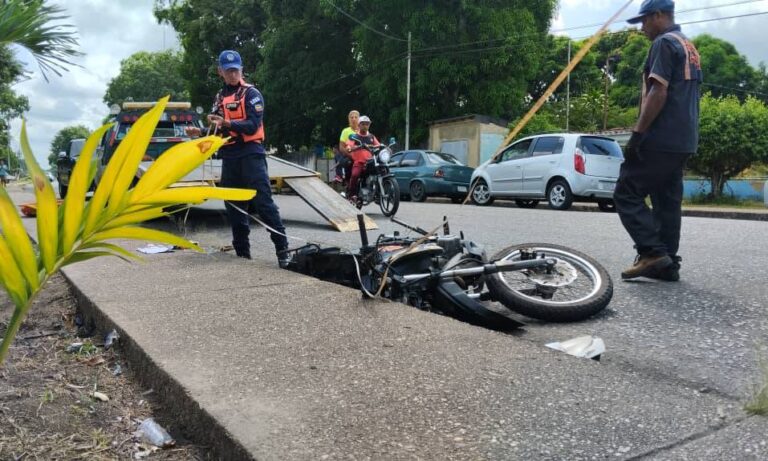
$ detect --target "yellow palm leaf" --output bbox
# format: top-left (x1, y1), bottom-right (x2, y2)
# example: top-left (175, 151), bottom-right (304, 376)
top-left (131, 136), bottom-right (226, 201)
top-left (106, 97), bottom-right (169, 216)
top-left (0, 190), bottom-right (39, 291)
top-left (0, 235), bottom-right (29, 307)
top-left (83, 98), bottom-right (167, 235)
top-left (132, 187), bottom-right (255, 207)
top-left (101, 207), bottom-right (169, 231)
top-left (19, 121), bottom-right (58, 274)
top-left (86, 226), bottom-right (203, 252)
top-left (61, 124), bottom-right (112, 256)
top-left (75, 242), bottom-right (142, 262)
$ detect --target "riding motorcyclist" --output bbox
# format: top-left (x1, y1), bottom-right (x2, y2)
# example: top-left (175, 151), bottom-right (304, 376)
top-left (346, 115), bottom-right (380, 201)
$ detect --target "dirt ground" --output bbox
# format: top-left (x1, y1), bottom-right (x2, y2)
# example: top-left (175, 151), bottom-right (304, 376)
top-left (0, 274), bottom-right (208, 460)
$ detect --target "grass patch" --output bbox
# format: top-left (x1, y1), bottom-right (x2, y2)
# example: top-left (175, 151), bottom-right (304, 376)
top-left (745, 361), bottom-right (768, 416)
top-left (684, 193), bottom-right (765, 208)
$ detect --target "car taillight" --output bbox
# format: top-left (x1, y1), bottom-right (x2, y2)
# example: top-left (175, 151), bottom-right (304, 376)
top-left (574, 148), bottom-right (586, 174)
top-left (434, 168), bottom-right (444, 178)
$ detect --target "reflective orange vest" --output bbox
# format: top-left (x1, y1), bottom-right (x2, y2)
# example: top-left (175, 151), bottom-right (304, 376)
top-left (220, 81), bottom-right (265, 145)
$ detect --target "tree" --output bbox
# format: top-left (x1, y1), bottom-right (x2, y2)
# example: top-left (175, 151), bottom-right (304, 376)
top-left (693, 34), bottom-right (760, 101)
top-left (0, 45), bottom-right (30, 171)
top-left (154, 0), bottom-right (267, 110)
top-left (0, 0), bottom-right (82, 81)
top-left (47, 125), bottom-right (90, 173)
top-left (340, 0), bottom-right (559, 146)
top-left (103, 51), bottom-right (189, 107)
top-left (528, 35), bottom-right (603, 103)
top-left (688, 94), bottom-right (768, 198)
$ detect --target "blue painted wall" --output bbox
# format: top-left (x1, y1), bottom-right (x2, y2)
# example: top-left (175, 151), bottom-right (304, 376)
top-left (683, 178), bottom-right (766, 200)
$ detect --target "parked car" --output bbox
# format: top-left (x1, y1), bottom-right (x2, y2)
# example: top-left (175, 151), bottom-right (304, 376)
top-left (470, 133), bottom-right (623, 211)
top-left (56, 138), bottom-right (86, 198)
top-left (389, 150), bottom-right (474, 203)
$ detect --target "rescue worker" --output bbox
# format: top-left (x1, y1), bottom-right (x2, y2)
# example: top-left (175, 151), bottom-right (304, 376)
top-left (346, 115), bottom-right (380, 201)
top-left (616, 0), bottom-right (702, 281)
top-left (185, 50), bottom-right (289, 267)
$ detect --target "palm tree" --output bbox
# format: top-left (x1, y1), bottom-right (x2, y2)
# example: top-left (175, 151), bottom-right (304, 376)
top-left (0, 0), bottom-right (82, 81)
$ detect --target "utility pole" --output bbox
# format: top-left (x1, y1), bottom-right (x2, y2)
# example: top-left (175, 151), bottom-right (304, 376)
top-left (566, 40), bottom-right (571, 132)
top-left (405, 31), bottom-right (411, 150)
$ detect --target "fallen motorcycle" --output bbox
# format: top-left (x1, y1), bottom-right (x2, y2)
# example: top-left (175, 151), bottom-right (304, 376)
top-left (285, 216), bottom-right (613, 329)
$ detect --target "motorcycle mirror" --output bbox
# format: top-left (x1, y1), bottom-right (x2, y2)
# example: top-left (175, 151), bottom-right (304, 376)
top-left (58, 151), bottom-right (68, 159)
top-left (388, 137), bottom-right (396, 145)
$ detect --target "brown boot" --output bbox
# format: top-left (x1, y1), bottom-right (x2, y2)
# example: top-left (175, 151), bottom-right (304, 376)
top-left (621, 254), bottom-right (673, 280)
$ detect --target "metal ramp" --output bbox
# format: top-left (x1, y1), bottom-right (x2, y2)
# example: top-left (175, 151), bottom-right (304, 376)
top-left (138, 157), bottom-right (377, 232)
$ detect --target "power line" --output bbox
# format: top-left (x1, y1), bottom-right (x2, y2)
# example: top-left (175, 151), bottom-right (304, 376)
top-left (412, 0), bottom-right (767, 54)
top-left (702, 82), bottom-right (768, 97)
top-left (326, 0), bottom-right (407, 42)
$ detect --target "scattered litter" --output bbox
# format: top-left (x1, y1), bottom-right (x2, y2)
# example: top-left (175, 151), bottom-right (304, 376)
top-left (65, 383), bottom-right (87, 390)
top-left (82, 356), bottom-right (106, 367)
top-left (92, 391), bottom-right (110, 402)
top-left (112, 364), bottom-right (123, 376)
top-left (137, 243), bottom-right (174, 254)
top-left (104, 329), bottom-right (120, 350)
top-left (66, 342), bottom-right (84, 353)
top-left (219, 244), bottom-right (234, 253)
top-left (133, 443), bottom-right (160, 459)
top-left (141, 389), bottom-right (155, 396)
top-left (545, 335), bottom-right (605, 361)
top-left (137, 418), bottom-right (176, 448)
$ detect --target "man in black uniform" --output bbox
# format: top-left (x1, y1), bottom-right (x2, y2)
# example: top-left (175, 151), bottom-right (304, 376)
top-left (186, 50), bottom-right (289, 267)
top-left (615, 0), bottom-right (702, 281)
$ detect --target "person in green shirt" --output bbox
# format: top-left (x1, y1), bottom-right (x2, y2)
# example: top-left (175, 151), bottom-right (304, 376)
top-left (334, 110), bottom-right (359, 182)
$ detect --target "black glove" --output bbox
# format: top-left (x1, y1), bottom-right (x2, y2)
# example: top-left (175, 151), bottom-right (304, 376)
top-left (625, 131), bottom-right (643, 161)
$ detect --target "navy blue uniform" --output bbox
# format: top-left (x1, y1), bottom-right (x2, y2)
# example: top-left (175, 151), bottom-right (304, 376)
top-left (212, 83), bottom-right (288, 259)
top-left (614, 25), bottom-right (702, 260)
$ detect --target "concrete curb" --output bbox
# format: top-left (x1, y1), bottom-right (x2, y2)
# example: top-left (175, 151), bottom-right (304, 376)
top-left (62, 269), bottom-right (253, 461)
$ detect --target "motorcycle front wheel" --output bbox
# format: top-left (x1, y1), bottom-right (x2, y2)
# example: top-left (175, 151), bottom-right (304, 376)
top-left (486, 243), bottom-right (613, 322)
top-left (378, 176), bottom-right (400, 217)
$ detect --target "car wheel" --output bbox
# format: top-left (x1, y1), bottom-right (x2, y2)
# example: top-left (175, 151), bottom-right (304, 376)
top-left (515, 199), bottom-right (540, 209)
top-left (409, 181), bottom-right (427, 202)
top-left (597, 199), bottom-right (616, 212)
top-left (471, 179), bottom-right (494, 206)
top-left (547, 179), bottom-right (573, 210)
top-left (58, 181), bottom-right (68, 198)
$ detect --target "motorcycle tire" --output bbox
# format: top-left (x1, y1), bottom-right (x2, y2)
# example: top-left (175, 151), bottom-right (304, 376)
top-left (378, 177), bottom-right (400, 217)
top-left (486, 243), bottom-right (613, 322)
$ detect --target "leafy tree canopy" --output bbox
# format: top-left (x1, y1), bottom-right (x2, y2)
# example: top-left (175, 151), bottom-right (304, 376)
top-left (0, 46), bottom-right (30, 171)
top-left (47, 125), bottom-right (90, 172)
top-left (688, 94), bottom-right (768, 198)
top-left (103, 50), bottom-right (189, 107)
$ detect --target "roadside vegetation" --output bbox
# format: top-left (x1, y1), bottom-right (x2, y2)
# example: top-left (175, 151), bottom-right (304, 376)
top-left (745, 359), bottom-right (768, 416)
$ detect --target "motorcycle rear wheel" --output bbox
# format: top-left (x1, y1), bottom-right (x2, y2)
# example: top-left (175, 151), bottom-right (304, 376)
top-left (378, 177), bottom-right (400, 217)
top-left (486, 243), bottom-right (612, 322)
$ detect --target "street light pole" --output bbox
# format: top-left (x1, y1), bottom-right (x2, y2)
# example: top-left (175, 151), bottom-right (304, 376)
top-left (566, 39), bottom-right (571, 132)
top-left (405, 31), bottom-right (412, 150)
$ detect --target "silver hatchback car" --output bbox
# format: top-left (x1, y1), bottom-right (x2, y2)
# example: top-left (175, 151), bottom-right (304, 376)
top-left (470, 133), bottom-right (624, 211)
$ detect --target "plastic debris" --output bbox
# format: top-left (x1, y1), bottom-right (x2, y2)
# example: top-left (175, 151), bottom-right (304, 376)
top-left (104, 329), bottom-right (119, 350)
top-left (545, 335), bottom-right (605, 361)
top-left (137, 244), bottom-right (174, 254)
top-left (66, 342), bottom-right (84, 353)
top-left (137, 418), bottom-right (176, 448)
top-left (133, 444), bottom-right (159, 459)
top-left (92, 391), bottom-right (110, 402)
top-left (112, 364), bottom-right (123, 376)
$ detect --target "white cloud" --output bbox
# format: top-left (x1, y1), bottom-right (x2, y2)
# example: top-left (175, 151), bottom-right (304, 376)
top-left (9, 0), bottom-right (178, 167)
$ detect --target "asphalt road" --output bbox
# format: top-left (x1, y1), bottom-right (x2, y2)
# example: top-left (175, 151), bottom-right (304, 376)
top-left (156, 195), bottom-right (768, 401)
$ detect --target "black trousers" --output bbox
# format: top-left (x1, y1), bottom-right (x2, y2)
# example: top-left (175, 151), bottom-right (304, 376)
top-left (221, 154), bottom-right (288, 258)
top-left (614, 150), bottom-right (691, 258)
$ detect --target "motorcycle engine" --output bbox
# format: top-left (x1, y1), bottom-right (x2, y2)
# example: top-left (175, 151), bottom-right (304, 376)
top-left (359, 186), bottom-right (373, 203)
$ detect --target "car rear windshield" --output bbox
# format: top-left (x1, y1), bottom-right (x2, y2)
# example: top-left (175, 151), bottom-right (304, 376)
top-left (426, 151), bottom-right (463, 165)
top-left (116, 120), bottom-right (198, 141)
top-left (578, 136), bottom-right (623, 158)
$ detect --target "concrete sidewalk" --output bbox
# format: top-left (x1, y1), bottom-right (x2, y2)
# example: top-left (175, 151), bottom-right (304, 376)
top-left (8, 184), bottom-right (767, 460)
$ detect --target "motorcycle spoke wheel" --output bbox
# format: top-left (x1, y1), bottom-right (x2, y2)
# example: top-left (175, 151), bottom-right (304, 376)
top-left (378, 177), bottom-right (400, 217)
top-left (486, 243), bottom-right (613, 322)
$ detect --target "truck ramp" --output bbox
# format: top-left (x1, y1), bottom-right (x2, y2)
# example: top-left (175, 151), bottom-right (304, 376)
top-left (138, 157), bottom-right (377, 232)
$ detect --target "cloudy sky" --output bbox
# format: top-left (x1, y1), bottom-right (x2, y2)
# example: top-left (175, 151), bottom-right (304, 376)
top-left (9, 0), bottom-right (768, 167)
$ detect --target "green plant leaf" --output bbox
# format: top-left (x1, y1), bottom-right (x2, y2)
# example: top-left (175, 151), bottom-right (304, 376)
top-left (0, 189), bottom-right (38, 292)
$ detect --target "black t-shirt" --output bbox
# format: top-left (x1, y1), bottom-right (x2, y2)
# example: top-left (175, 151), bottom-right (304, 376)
top-left (640, 25), bottom-right (702, 154)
